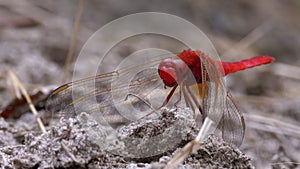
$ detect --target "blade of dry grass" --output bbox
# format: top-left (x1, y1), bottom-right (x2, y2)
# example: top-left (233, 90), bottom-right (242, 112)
top-left (245, 113), bottom-right (300, 138)
top-left (164, 118), bottom-right (216, 169)
top-left (164, 141), bottom-right (195, 169)
top-left (5, 73), bottom-right (22, 99)
top-left (62, 0), bottom-right (85, 83)
top-left (6, 71), bottom-right (46, 133)
top-left (270, 62), bottom-right (300, 80)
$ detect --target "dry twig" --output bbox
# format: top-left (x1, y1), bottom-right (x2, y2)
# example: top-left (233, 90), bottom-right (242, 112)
top-left (6, 71), bottom-right (46, 133)
top-left (270, 62), bottom-right (300, 80)
top-left (62, 0), bottom-right (85, 83)
top-left (164, 118), bottom-right (216, 169)
top-left (246, 113), bottom-right (300, 138)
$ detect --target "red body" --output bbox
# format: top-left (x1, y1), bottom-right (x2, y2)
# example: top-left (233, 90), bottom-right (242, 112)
top-left (158, 49), bottom-right (275, 87)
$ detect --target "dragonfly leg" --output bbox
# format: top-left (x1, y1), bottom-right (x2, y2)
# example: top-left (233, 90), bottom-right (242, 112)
top-left (186, 85), bottom-right (203, 115)
top-left (182, 85), bottom-right (196, 114)
top-left (124, 85), bottom-right (178, 120)
top-left (163, 85), bottom-right (178, 107)
top-left (174, 83), bottom-right (185, 108)
top-left (155, 85), bottom-right (178, 110)
top-left (124, 93), bottom-right (159, 116)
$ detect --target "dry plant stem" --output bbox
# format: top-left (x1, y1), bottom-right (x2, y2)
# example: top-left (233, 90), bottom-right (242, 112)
top-left (62, 0), bottom-right (85, 83)
top-left (7, 71), bottom-right (46, 133)
top-left (6, 75), bottom-right (22, 99)
top-left (271, 62), bottom-right (300, 80)
top-left (164, 118), bottom-right (216, 169)
top-left (245, 113), bottom-right (300, 138)
top-left (164, 141), bottom-right (195, 169)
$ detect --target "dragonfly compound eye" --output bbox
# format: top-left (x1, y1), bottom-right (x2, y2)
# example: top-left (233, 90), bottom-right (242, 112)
top-left (158, 57), bottom-right (189, 87)
top-left (158, 58), bottom-right (178, 87)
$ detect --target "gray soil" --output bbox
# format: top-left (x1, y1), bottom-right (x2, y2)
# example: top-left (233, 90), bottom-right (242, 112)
top-left (0, 109), bottom-right (253, 169)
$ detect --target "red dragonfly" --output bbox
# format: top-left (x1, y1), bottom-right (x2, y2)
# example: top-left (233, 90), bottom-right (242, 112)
top-left (46, 49), bottom-right (274, 146)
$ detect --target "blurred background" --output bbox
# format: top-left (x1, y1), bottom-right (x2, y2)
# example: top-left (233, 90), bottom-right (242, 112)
top-left (0, 0), bottom-right (299, 168)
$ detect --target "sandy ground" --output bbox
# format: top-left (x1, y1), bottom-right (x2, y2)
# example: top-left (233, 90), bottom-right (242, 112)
top-left (0, 109), bottom-right (254, 169)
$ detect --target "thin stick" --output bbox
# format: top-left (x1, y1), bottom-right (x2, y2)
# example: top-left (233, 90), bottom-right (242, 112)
top-left (164, 141), bottom-right (196, 169)
top-left (164, 118), bottom-right (216, 169)
top-left (245, 113), bottom-right (300, 137)
top-left (271, 62), bottom-right (300, 80)
top-left (62, 0), bottom-right (85, 83)
top-left (7, 71), bottom-right (46, 133)
top-left (6, 74), bottom-right (22, 99)
top-left (186, 85), bottom-right (203, 115)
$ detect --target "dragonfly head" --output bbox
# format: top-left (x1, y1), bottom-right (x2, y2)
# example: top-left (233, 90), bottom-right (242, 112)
top-left (158, 57), bottom-right (189, 87)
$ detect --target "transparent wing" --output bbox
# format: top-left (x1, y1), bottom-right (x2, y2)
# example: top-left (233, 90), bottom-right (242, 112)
top-left (183, 53), bottom-right (228, 143)
top-left (46, 54), bottom-right (175, 127)
top-left (200, 53), bottom-right (227, 122)
top-left (191, 53), bottom-right (245, 147)
top-left (218, 91), bottom-right (245, 147)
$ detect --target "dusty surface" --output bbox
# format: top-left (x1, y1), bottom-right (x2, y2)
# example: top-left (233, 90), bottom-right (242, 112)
top-left (0, 0), bottom-right (300, 169)
top-left (0, 109), bottom-right (253, 169)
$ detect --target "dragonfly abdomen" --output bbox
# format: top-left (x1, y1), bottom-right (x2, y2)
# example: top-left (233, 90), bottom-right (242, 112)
top-left (221, 56), bottom-right (275, 75)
